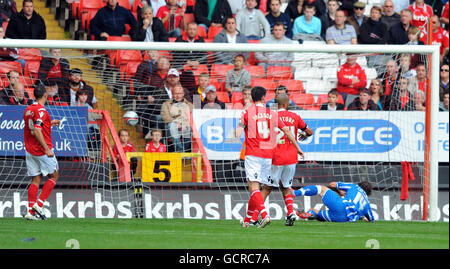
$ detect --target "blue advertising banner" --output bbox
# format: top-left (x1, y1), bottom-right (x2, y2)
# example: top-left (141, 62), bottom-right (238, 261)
top-left (0, 105), bottom-right (88, 157)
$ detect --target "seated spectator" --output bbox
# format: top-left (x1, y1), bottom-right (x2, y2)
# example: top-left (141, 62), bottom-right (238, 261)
top-left (337, 54), bottom-right (367, 105)
top-left (0, 26), bottom-right (25, 67)
top-left (113, 129), bottom-right (138, 177)
top-left (189, 72), bottom-right (210, 103)
top-left (388, 77), bottom-right (415, 111)
top-left (266, 0), bottom-right (293, 39)
top-left (38, 48), bottom-right (70, 87)
top-left (430, 15), bottom-right (449, 59)
top-left (5, 0), bottom-right (46, 40)
top-left (255, 22), bottom-right (294, 71)
top-left (225, 54), bottom-right (251, 95)
top-left (161, 85), bottom-right (193, 152)
top-left (304, 0), bottom-right (326, 18)
top-left (439, 89), bottom-right (449, 111)
top-left (320, 0), bottom-right (339, 40)
top-left (131, 4), bottom-right (169, 42)
top-left (201, 85), bottom-right (226, 109)
top-left (172, 22), bottom-right (207, 70)
top-left (139, 0), bottom-right (167, 20)
top-left (347, 87), bottom-right (380, 111)
top-left (319, 88), bottom-right (345, 111)
top-left (381, 0), bottom-right (401, 30)
top-left (326, 10), bottom-right (357, 45)
top-left (413, 90), bottom-right (426, 111)
top-left (0, 0), bottom-right (17, 24)
top-left (346, 1), bottom-right (368, 37)
top-left (388, 8), bottom-right (413, 45)
top-left (292, 4), bottom-right (322, 38)
top-left (266, 85), bottom-right (300, 109)
top-left (236, 0), bottom-right (271, 40)
top-left (409, 0), bottom-right (433, 33)
top-left (369, 78), bottom-right (389, 110)
top-left (398, 53), bottom-right (417, 79)
top-left (194, 0), bottom-right (232, 33)
top-left (0, 70), bottom-right (20, 102)
top-left (149, 56), bottom-right (171, 89)
top-left (213, 16), bottom-right (248, 64)
top-left (156, 0), bottom-right (187, 38)
top-left (378, 59), bottom-right (400, 96)
top-left (135, 50), bottom-right (159, 87)
top-left (59, 68), bottom-right (97, 109)
top-left (6, 82), bottom-right (32, 105)
top-left (43, 79), bottom-right (68, 106)
top-left (440, 64), bottom-right (449, 102)
top-left (359, 6), bottom-right (388, 44)
top-left (144, 129), bottom-right (167, 152)
top-left (285, 0), bottom-right (305, 24)
top-left (409, 63), bottom-right (428, 93)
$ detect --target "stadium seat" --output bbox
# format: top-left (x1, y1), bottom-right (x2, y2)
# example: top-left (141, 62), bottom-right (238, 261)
top-left (78, 0), bottom-right (104, 20)
top-left (118, 0), bottom-right (131, 10)
top-left (209, 78), bottom-right (225, 91)
top-left (0, 61), bottom-right (22, 74)
top-left (24, 61), bottom-right (40, 79)
top-left (211, 64), bottom-right (234, 80)
top-left (217, 91), bottom-right (230, 103)
top-left (19, 76), bottom-right (36, 88)
top-left (265, 91), bottom-right (275, 101)
top-left (113, 50), bottom-right (142, 68)
top-left (294, 67), bottom-right (322, 80)
top-left (80, 9), bottom-right (97, 30)
top-left (266, 66), bottom-right (293, 81)
top-left (277, 79), bottom-right (304, 93)
top-left (184, 13), bottom-right (195, 25)
top-left (25, 87), bottom-right (35, 99)
top-left (208, 26), bottom-right (223, 39)
top-left (120, 61), bottom-right (141, 81)
top-left (169, 37), bottom-right (177, 42)
top-left (244, 65), bottom-right (265, 79)
top-left (18, 48), bottom-right (42, 62)
top-left (251, 78), bottom-right (277, 90)
top-left (290, 93), bottom-right (316, 109)
top-left (184, 64), bottom-right (209, 83)
top-left (258, 0), bottom-right (268, 13)
top-left (107, 35), bottom-right (132, 42)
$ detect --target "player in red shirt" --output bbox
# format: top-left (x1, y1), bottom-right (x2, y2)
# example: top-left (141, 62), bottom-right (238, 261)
top-left (113, 129), bottom-right (138, 177)
top-left (409, 0), bottom-right (433, 37)
top-left (235, 86), bottom-right (304, 228)
top-left (145, 129), bottom-right (167, 153)
top-left (24, 85), bottom-right (61, 220)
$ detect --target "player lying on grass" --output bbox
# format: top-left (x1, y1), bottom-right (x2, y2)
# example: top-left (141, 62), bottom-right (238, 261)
top-left (292, 181), bottom-right (375, 222)
top-left (258, 93), bottom-right (313, 227)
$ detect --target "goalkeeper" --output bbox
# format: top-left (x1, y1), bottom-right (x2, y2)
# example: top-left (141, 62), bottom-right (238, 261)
top-left (292, 181), bottom-right (375, 222)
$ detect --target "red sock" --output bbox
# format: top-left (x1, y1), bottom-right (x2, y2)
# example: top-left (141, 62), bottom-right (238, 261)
top-left (37, 179), bottom-right (56, 207)
top-left (255, 192), bottom-right (268, 219)
top-left (284, 194), bottom-right (294, 216)
top-left (28, 183), bottom-right (39, 214)
top-left (244, 190), bottom-right (260, 223)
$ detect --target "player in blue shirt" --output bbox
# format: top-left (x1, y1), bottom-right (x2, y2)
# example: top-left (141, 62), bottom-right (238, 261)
top-left (291, 181), bottom-right (375, 222)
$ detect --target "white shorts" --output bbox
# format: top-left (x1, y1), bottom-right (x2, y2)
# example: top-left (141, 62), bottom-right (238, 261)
top-left (269, 164), bottom-right (297, 188)
top-left (244, 155), bottom-right (272, 185)
top-left (26, 151), bottom-right (58, 177)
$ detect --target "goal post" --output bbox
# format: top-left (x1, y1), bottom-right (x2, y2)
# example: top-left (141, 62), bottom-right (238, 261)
top-left (0, 38), bottom-right (442, 221)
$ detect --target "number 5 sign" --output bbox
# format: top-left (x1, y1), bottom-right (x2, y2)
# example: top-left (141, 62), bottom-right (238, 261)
top-left (142, 153), bottom-right (183, 182)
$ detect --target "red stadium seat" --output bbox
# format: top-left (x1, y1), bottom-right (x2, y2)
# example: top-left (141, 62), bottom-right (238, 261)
top-left (184, 64), bottom-right (209, 83)
top-left (211, 64), bottom-right (234, 80)
top-left (267, 66), bottom-right (293, 81)
top-left (120, 61), bottom-right (141, 81)
top-left (24, 61), bottom-right (40, 79)
top-left (25, 87), bottom-right (35, 99)
top-left (18, 48), bottom-right (42, 62)
top-left (251, 78), bottom-right (277, 90)
top-left (107, 35), bottom-right (132, 42)
top-left (19, 76), bottom-right (36, 88)
top-left (216, 91), bottom-right (230, 103)
top-left (184, 13), bottom-right (195, 25)
top-left (290, 93), bottom-right (316, 109)
top-left (265, 91), bottom-right (275, 101)
top-left (277, 79), bottom-right (304, 93)
top-left (244, 65), bottom-right (265, 79)
top-left (208, 26), bottom-right (223, 39)
top-left (118, 0), bottom-right (131, 10)
top-left (209, 78), bottom-right (225, 91)
top-left (80, 9), bottom-right (97, 30)
top-left (259, 0), bottom-right (268, 13)
top-left (78, 0), bottom-right (104, 20)
top-left (0, 61), bottom-right (22, 74)
top-left (114, 50), bottom-right (142, 68)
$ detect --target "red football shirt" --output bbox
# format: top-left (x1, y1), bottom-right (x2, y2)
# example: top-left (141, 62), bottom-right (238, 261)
top-left (432, 28), bottom-right (449, 55)
top-left (156, 5), bottom-right (183, 32)
top-left (23, 102), bottom-right (53, 156)
top-left (442, 2), bottom-right (449, 22)
top-left (239, 104), bottom-right (286, 159)
top-left (409, 3), bottom-right (433, 29)
top-left (272, 109), bottom-right (308, 166)
top-left (113, 142), bottom-right (136, 158)
top-left (145, 142), bottom-right (167, 153)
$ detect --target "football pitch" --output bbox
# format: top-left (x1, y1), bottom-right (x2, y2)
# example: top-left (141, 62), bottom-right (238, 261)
top-left (0, 218), bottom-right (448, 249)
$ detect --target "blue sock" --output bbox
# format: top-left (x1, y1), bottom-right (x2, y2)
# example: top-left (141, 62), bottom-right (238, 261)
top-left (307, 210), bottom-right (317, 217)
top-left (293, 185), bottom-right (320, 196)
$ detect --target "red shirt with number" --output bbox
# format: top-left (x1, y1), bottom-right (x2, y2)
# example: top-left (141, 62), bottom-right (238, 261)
top-left (273, 109), bottom-right (308, 166)
top-left (23, 102), bottom-right (53, 156)
top-left (409, 3), bottom-right (433, 30)
top-left (239, 103), bottom-right (286, 159)
top-left (145, 142), bottom-right (167, 153)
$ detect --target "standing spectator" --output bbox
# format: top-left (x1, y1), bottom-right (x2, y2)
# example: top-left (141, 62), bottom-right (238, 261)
top-left (0, 26), bottom-right (24, 67)
top-left (439, 88), bottom-right (449, 111)
top-left (235, 0), bottom-right (271, 40)
top-left (213, 16), bottom-right (248, 64)
top-left (156, 0), bottom-right (187, 38)
top-left (194, 0), bottom-right (232, 33)
top-left (38, 48), bottom-right (70, 87)
top-left (388, 77), bottom-right (415, 111)
top-left (266, 0), bottom-right (293, 38)
top-left (381, 0), bottom-right (401, 30)
top-left (408, 0), bottom-right (433, 37)
top-left (5, 82), bottom-right (32, 105)
top-left (292, 4), bottom-right (322, 38)
top-left (59, 68), bottom-right (97, 109)
top-left (256, 22), bottom-right (294, 71)
top-left (320, 0), bottom-right (339, 40)
top-left (144, 129), bottom-right (167, 152)
top-left (319, 88), bottom-right (345, 110)
top-left (347, 87), bottom-right (380, 110)
top-left (285, 0), bottom-right (305, 24)
top-left (441, 1), bottom-right (449, 29)
top-left (134, 50), bottom-right (159, 87)
top-left (225, 54), bottom-right (251, 95)
top-left (131, 5), bottom-right (169, 42)
top-left (0, 0), bottom-right (17, 23)
top-left (5, 0), bottom-right (46, 40)
top-left (172, 22), bottom-right (207, 70)
top-left (440, 64), bottom-right (449, 101)
top-left (161, 85), bottom-right (193, 152)
top-left (369, 78), bottom-right (389, 110)
top-left (89, 0), bottom-right (137, 40)
top-left (409, 63), bottom-right (429, 93)
top-left (337, 54), bottom-right (367, 105)
top-left (413, 90), bottom-right (426, 111)
top-left (429, 15), bottom-right (449, 58)
top-left (359, 6), bottom-right (388, 44)
top-left (326, 10), bottom-right (358, 44)
top-left (201, 85), bottom-right (226, 109)
top-left (388, 8), bottom-right (413, 45)
top-left (346, 1), bottom-right (368, 37)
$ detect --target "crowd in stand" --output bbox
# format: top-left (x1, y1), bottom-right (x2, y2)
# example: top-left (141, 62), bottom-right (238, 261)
top-left (0, 0), bottom-right (449, 154)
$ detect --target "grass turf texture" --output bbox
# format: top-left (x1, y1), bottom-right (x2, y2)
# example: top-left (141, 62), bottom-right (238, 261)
top-left (0, 218), bottom-right (448, 249)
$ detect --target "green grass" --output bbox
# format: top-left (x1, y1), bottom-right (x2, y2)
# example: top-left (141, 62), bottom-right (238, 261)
top-left (0, 218), bottom-right (448, 249)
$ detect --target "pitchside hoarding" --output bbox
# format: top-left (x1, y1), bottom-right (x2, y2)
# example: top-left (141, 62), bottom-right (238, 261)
top-left (193, 110), bottom-right (449, 162)
top-left (0, 105), bottom-right (88, 157)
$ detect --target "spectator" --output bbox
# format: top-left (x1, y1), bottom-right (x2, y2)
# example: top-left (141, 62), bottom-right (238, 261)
top-left (346, 1), bottom-right (368, 37)
top-left (189, 72), bottom-right (210, 102)
top-left (319, 88), bottom-right (345, 110)
top-left (369, 78), bottom-right (389, 110)
top-left (161, 85), bottom-right (193, 152)
top-left (135, 50), bottom-right (159, 87)
top-left (378, 59), bottom-right (399, 96)
top-left (285, 0), bottom-right (305, 24)
top-left (225, 54), bottom-right (251, 95)
top-left (73, 88), bottom-right (101, 152)
top-left (0, 0), bottom-right (17, 23)
top-left (440, 64), bottom-right (449, 101)
top-left (266, 85), bottom-right (300, 109)
top-left (43, 79), bottom-right (68, 106)
top-left (430, 15), bottom-right (449, 58)
top-left (194, 0), bottom-right (232, 33)
top-left (381, 0), bottom-right (401, 30)
top-left (347, 87), bottom-right (380, 110)
top-left (235, 0), bottom-right (271, 40)
top-left (0, 26), bottom-right (24, 67)
top-left (439, 88), bottom-right (449, 111)
top-left (255, 22), bottom-right (294, 71)
top-left (144, 129), bottom-right (167, 152)
top-left (326, 10), bottom-right (357, 44)
top-left (388, 77), bottom-right (415, 111)
top-left (89, 0), bottom-right (137, 40)
top-left (266, 0), bottom-right (293, 38)
top-left (38, 48), bottom-right (70, 87)
top-left (228, 0), bottom-right (246, 15)
top-left (292, 4), bottom-right (322, 38)
top-left (320, 0), bottom-right (339, 40)
top-left (408, 0), bottom-right (433, 35)
top-left (201, 85), bottom-right (226, 109)
top-left (149, 56), bottom-right (171, 89)
top-left (213, 16), bottom-right (248, 64)
top-left (406, 26), bottom-right (425, 68)
top-left (113, 129), bottom-right (138, 177)
top-left (59, 68), bottom-right (97, 109)
top-left (141, 0), bottom-right (167, 17)
top-left (359, 6), bottom-right (388, 44)
top-left (337, 54), bottom-right (367, 105)
top-left (303, 0), bottom-right (326, 18)
top-left (1, 70), bottom-right (20, 102)
top-left (6, 82), bottom-right (32, 105)
top-left (156, 0), bottom-right (187, 38)
top-left (388, 8), bottom-right (413, 45)
top-left (425, 0), bottom-right (443, 21)
top-left (409, 63), bottom-right (428, 93)
top-left (131, 5), bottom-right (169, 42)
top-left (339, 0), bottom-right (357, 17)
top-left (172, 22), bottom-right (207, 70)
top-left (441, 1), bottom-right (449, 29)
top-left (391, 0), bottom-right (410, 14)
top-left (5, 0), bottom-right (45, 39)
top-left (398, 53), bottom-right (417, 78)
top-left (413, 90), bottom-right (426, 111)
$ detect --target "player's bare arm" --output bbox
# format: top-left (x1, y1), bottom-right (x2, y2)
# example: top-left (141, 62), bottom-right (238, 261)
top-left (51, 119), bottom-right (61, 127)
top-left (299, 128), bottom-right (314, 141)
top-left (32, 128), bottom-right (54, 158)
top-left (281, 126), bottom-right (304, 159)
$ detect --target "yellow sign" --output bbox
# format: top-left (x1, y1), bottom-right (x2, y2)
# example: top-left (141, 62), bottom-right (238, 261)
top-left (142, 153), bottom-right (182, 182)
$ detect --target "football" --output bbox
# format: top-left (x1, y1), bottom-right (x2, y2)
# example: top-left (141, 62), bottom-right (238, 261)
top-left (123, 111), bottom-right (139, 126)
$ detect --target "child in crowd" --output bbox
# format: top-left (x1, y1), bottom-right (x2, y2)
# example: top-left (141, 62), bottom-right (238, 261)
top-left (113, 129), bottom-right (138, 177)
top-left (145, 129), bottom-right (167, 153)
top-left (320, 88), bottom-right (345, 110)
